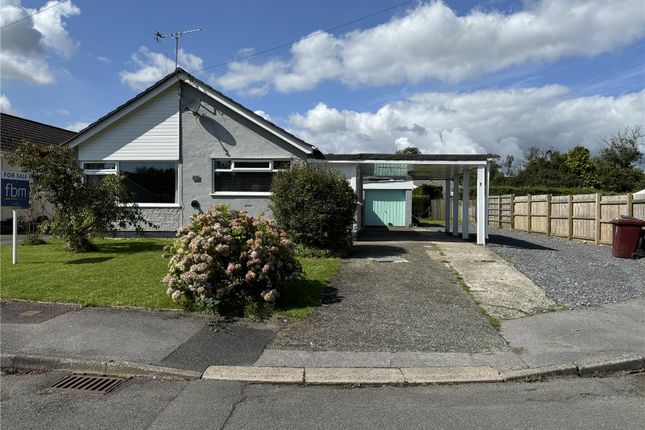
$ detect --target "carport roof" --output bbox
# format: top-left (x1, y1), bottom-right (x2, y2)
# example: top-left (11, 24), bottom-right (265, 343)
top-left (322, 153), bottom-right (494, 162)
top-left (321, 153), bottom-right (496, 180)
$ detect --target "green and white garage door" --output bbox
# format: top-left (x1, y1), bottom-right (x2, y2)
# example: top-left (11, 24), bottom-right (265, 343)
top-left (364, 189), bottom-right (406, 227)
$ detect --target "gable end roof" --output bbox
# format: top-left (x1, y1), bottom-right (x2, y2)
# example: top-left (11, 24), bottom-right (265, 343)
top-left (64, 68), bottom-right (319, 156)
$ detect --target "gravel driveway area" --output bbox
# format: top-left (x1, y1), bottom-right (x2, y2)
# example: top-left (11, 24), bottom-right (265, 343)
top-left (271, 241), bottom-right (508, 353)
top-left (488, 228), bottom-right (645, 309)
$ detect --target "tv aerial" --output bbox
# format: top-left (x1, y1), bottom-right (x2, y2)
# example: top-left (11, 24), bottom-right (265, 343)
top-left (154, 28), bottom-right (201, 70)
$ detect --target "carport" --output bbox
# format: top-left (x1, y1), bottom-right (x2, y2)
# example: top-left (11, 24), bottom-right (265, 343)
top-left (320, 154), bottom-right (494, 245)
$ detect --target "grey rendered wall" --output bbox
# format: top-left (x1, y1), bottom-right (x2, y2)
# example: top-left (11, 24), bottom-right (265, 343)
top-left (179, 83), bottom-right (308, 220)
top-left (139, 207), bottom-right (182, 231)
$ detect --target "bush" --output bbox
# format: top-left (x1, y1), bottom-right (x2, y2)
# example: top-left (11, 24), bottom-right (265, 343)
top-left (270, 163), bottom-right (357, 251)
top-left (162, 205), bottom-right (302, 316)
top-left (22, 233), bottom-right (47, 246)
top-left (412, 195), bottom-right (430, 217)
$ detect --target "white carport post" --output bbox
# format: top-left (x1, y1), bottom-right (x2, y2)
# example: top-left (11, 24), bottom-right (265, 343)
top-left (444, 179), bottom-right (451, 233)
top-left (462, 169), bottom-right (470, 240)
top-left (476, 165), bottom-right (486, 244)
top-left (452, 175), bottom-right (459, 237)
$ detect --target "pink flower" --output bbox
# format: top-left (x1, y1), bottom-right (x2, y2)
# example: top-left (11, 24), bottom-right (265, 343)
top-left (226, 262), bottom-right (235, 274)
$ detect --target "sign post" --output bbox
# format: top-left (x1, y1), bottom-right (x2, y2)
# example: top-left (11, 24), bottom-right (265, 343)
top-left (1, 171), bottom-right (30, 265)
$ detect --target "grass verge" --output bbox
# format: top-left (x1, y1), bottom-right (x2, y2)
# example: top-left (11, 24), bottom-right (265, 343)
top-left (274, 257), bottom-right (341, 319)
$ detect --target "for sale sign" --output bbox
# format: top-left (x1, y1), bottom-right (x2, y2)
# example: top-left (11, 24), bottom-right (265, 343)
top-left (1, 171), bottom-right (30, 209)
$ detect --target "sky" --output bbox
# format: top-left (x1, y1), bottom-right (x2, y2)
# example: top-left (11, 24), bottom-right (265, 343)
top-left (1, 0), bottom-right (644, 160)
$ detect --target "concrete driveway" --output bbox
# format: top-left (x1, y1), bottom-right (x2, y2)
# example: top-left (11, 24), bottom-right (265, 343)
top-left (271, 239), bottom-right (508, 353)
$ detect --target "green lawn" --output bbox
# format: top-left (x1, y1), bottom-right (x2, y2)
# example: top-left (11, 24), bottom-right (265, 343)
top-left (1, 238), bottom-right (177, 309)
top-left (274, 257), bottom-right (341, 319)
top-left (0, 238), bottom-right (340, 316)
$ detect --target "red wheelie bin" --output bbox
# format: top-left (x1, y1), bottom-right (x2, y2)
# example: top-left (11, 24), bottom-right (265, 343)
top-left (610, 216), bottom-right (645, 258)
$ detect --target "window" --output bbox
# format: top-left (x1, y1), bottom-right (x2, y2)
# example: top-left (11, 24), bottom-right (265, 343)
top-left (120, 162), bottom-right (176, 203)
top-left (83, 161), bottom-right (117, 186)
top-left (83, 162), bottom-right (116, 171)
top-left (82, 161), bottom-right (177, 204)
top-left (213, 159), bottom-right (291, 193)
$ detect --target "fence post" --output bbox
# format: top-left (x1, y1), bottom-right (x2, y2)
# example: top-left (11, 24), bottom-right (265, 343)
top-left (546, 194), bottom-right (552, 237)
top-left (595, 193), bottom-right (601, 245)
top-left (567, 194), bottom-right (573, 240)
top-left (627, 192), bottom-right (633, 217)
top-left (526, 194), bottom-right (532, 233)
top-left (497, 195), bottom-right (502, 228)
top-left (510, 194), bottom-right (515, 230)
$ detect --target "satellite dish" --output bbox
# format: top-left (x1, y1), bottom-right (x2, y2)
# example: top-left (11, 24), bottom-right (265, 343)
top-left (185, 98), bottom-right (202, 116)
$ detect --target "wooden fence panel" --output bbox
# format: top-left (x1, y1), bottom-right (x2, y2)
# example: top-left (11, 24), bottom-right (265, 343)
top-left (572, 194), bottom-right (596, 241)
top-left (429, 199), bottom-right (476, 223)
top-left (600, 195), bottom-right (628, 244)
top-left (530, 195), bottom-right (549, 234)
top-left (484, 192), bottom-right (643, 247)
top-left (550, 195), bottom-right (569, 238)
top-left (500, 194), bottom-right (513, 227)
top-left (634, 197), bottom-right (645, 220)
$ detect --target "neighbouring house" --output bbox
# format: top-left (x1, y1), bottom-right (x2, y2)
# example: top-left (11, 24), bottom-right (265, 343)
top-left (0, 113), bottom-right (77, 226)
top-left (63, 68), bottom-right (494, 244)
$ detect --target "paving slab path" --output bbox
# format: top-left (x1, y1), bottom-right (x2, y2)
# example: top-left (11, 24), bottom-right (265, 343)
top-left (429, 241), bottom-right (558, 319)
top-left (269, 241), bottom-right (508, 353)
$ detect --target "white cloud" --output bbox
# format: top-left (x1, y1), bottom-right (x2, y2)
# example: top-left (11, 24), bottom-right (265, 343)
top-left (120, 46), bottom-right (204, 90)
top-left (287, 86), bottom-right (645, 158)
top-left (65, 120), bottom-right (90, 132)
top-left (213, 0), bottom-right (645, 94)
top-left (0, 0), bottom-right (80, 85)
top-left (0, 94), bottom-right (15, 113)
top-left (253, 110), bottom-right (272, 121)
top-left (95, 56), bottom-right (110, 63)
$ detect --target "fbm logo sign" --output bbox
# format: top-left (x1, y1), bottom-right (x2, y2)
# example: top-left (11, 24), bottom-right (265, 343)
top-left (1, 171), bottom-right (30, 209)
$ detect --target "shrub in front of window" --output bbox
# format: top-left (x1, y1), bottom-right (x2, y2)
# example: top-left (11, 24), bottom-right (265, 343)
top-left (9, 141), bottom-right (153, 252)
top-left (270, 163), bottom-right (358, 251)
top-left (163, 205), bottom-right (302, 316)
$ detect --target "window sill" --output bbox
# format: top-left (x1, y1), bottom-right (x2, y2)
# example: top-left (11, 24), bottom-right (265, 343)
top-left (210, 192), bottom-right (272, 197)
top-left (122, 203), bottom-right (181, 208)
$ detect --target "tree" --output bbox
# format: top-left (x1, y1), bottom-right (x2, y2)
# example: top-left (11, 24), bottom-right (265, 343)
top-left (596, 127), bottom-right (645, 192)
top-left (511, 147), bottom-right (579, 188)
top-left (9, 141), bottom-right (154, 251)
top-left (396, 146), bottom-right (421, 155)
top-left (563, 146), bottom-right (599, 188)
top-left (270, 163), bottom-right (357, 251)
top-left (501, 154), bottom-right (516, 177)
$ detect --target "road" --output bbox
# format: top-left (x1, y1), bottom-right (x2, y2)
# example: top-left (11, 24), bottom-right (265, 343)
top-left (1, 372), bottom-right (643, 429)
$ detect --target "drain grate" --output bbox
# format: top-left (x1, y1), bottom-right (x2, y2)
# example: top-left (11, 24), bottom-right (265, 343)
top-left (51, 374), bottom-right (125, 394)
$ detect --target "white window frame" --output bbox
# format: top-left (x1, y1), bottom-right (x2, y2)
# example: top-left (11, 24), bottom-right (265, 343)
top-left (82, 161), bottom-right (180, 207)
top-left (212, 159), bottom-right (291, 196)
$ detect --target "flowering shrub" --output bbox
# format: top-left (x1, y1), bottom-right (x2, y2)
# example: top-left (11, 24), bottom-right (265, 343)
top-left (163, 205), bottom-right (302, 315)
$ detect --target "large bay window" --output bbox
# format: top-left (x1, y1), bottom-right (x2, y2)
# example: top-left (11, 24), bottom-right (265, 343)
top-left (212, 159), bottom-right (290, 194)
top-left (83, 161), bottom-right (177, 205)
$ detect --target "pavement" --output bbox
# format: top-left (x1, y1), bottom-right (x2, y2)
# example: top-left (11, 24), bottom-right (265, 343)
top-left (1, 233), bottom-right (644, 385)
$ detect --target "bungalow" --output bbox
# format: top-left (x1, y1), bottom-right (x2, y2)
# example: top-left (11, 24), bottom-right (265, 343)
top-left (0, 113), bottom-right (77, 226)
top-left (64, 68), bottom-right (492, 243)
